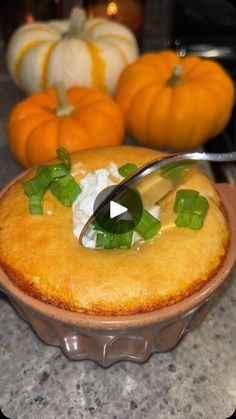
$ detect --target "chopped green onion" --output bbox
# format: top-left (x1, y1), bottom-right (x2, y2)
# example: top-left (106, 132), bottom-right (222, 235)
top-left (175, 212), bottom-right (205, 230)
top-left (174, 189), bottom-right (209, 230)
top-left (22, 148), bottom-right (81, 215)
top-left (22, 155), bottom-right (71, 198)
top-left (50, 174), bottom-right (81, 207)
top-left (174, 189), bottom-right (209, 216)
top-left (49, 163), bottom-right (70, 179)
top-left (135, 209), bottom-right (161, 240)
top-left (179, 195), bottom-right (209, 215)
top-left (161, 161), bottom-right (196, 186)
top-left (193, 195), bottom-right (209, 215)
top-left (174, 189), bottom-right (199, 213)
top-left (96, 232), bottom-right (114, 249)
top-left (111, 231), bottom-right (133, 249)
top-left (23, 178), bottom-right (43, 197)
top-left (96, 231), bottom-right (133, 249)
top-left (118, 162), bottom-right (138, 177)
top-left (29, 191), bottom-right (44, 215)
top-left (92, 220), bottom-right (108, 233)
top-left (36, 165), bottom-right (53, 185)
top-left (56, 147), bottom-right (71, 171)
top-left (22, 165), bottom-right (53, 196)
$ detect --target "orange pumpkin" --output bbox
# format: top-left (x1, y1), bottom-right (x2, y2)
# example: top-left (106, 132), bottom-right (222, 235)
top-left (8, 84), bottom-right (124, 167)
top-left (115, 50), bottom-right (234, 150)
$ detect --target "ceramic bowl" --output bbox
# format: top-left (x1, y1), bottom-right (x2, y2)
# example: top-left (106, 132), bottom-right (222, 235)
top-left (0, 181), bottom-right (235, 367)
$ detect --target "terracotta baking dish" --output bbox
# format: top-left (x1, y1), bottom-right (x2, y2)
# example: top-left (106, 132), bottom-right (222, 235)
top-left (0, 180), bottom-right (235, 367)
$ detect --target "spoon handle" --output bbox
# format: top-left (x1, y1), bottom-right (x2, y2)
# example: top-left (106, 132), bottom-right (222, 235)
top-left (79, 152), bottom-right (236, 245)
top-left (123, 151), bottom-right (236, 189)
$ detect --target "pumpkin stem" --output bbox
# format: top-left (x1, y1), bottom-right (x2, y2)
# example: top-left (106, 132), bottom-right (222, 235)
top-left (67, 7), bottom-right (87, 38)
top-left (55, 82), bottom-right (74, 117)
top-left (166, 64), bottom-right (184, 87)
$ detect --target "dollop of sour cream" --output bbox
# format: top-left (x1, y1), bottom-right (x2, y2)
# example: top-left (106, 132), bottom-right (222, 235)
top-left (72, 163), bottom-right (160, 249)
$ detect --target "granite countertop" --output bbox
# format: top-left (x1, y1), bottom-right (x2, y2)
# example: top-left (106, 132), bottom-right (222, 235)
top-left (0, 67), bottom-right (236, 419)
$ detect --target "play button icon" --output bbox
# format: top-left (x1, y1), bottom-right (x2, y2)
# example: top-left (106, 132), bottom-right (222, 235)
top-left (110, 201), bottom-right (127, 219)
top-left (93, 185), bottom-right (143, 234)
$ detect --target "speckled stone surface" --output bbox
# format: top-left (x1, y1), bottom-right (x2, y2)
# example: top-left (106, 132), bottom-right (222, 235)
top-left (0, 268), bottom-right (236, 419)
top-left (0, 57), bottom-right (236, 419)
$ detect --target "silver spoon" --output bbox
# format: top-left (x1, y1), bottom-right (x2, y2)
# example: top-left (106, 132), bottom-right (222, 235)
top-left (79, 151), bottom-right (236, 244)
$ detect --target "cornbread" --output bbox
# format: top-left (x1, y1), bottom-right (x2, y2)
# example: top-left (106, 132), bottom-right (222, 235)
top-left (0, 146), bottom-right (229, 315)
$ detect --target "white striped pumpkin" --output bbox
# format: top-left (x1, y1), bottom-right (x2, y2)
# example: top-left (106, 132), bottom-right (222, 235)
top-left (6, 8), bottom-right (139, 95)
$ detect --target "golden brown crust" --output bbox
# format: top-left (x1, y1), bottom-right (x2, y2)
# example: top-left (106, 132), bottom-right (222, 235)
top-left (0, 249), bottom-right (228, 315)
top-left (0, 146), bottom-right (230, 315)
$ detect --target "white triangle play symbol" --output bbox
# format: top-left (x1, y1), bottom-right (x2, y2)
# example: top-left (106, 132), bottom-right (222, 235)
top-left (110, 201), bottom-right (127, 219)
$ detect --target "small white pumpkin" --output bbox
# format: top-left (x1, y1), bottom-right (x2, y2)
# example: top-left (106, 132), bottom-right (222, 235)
top-left (6, 8), bottom-right (139, 95)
